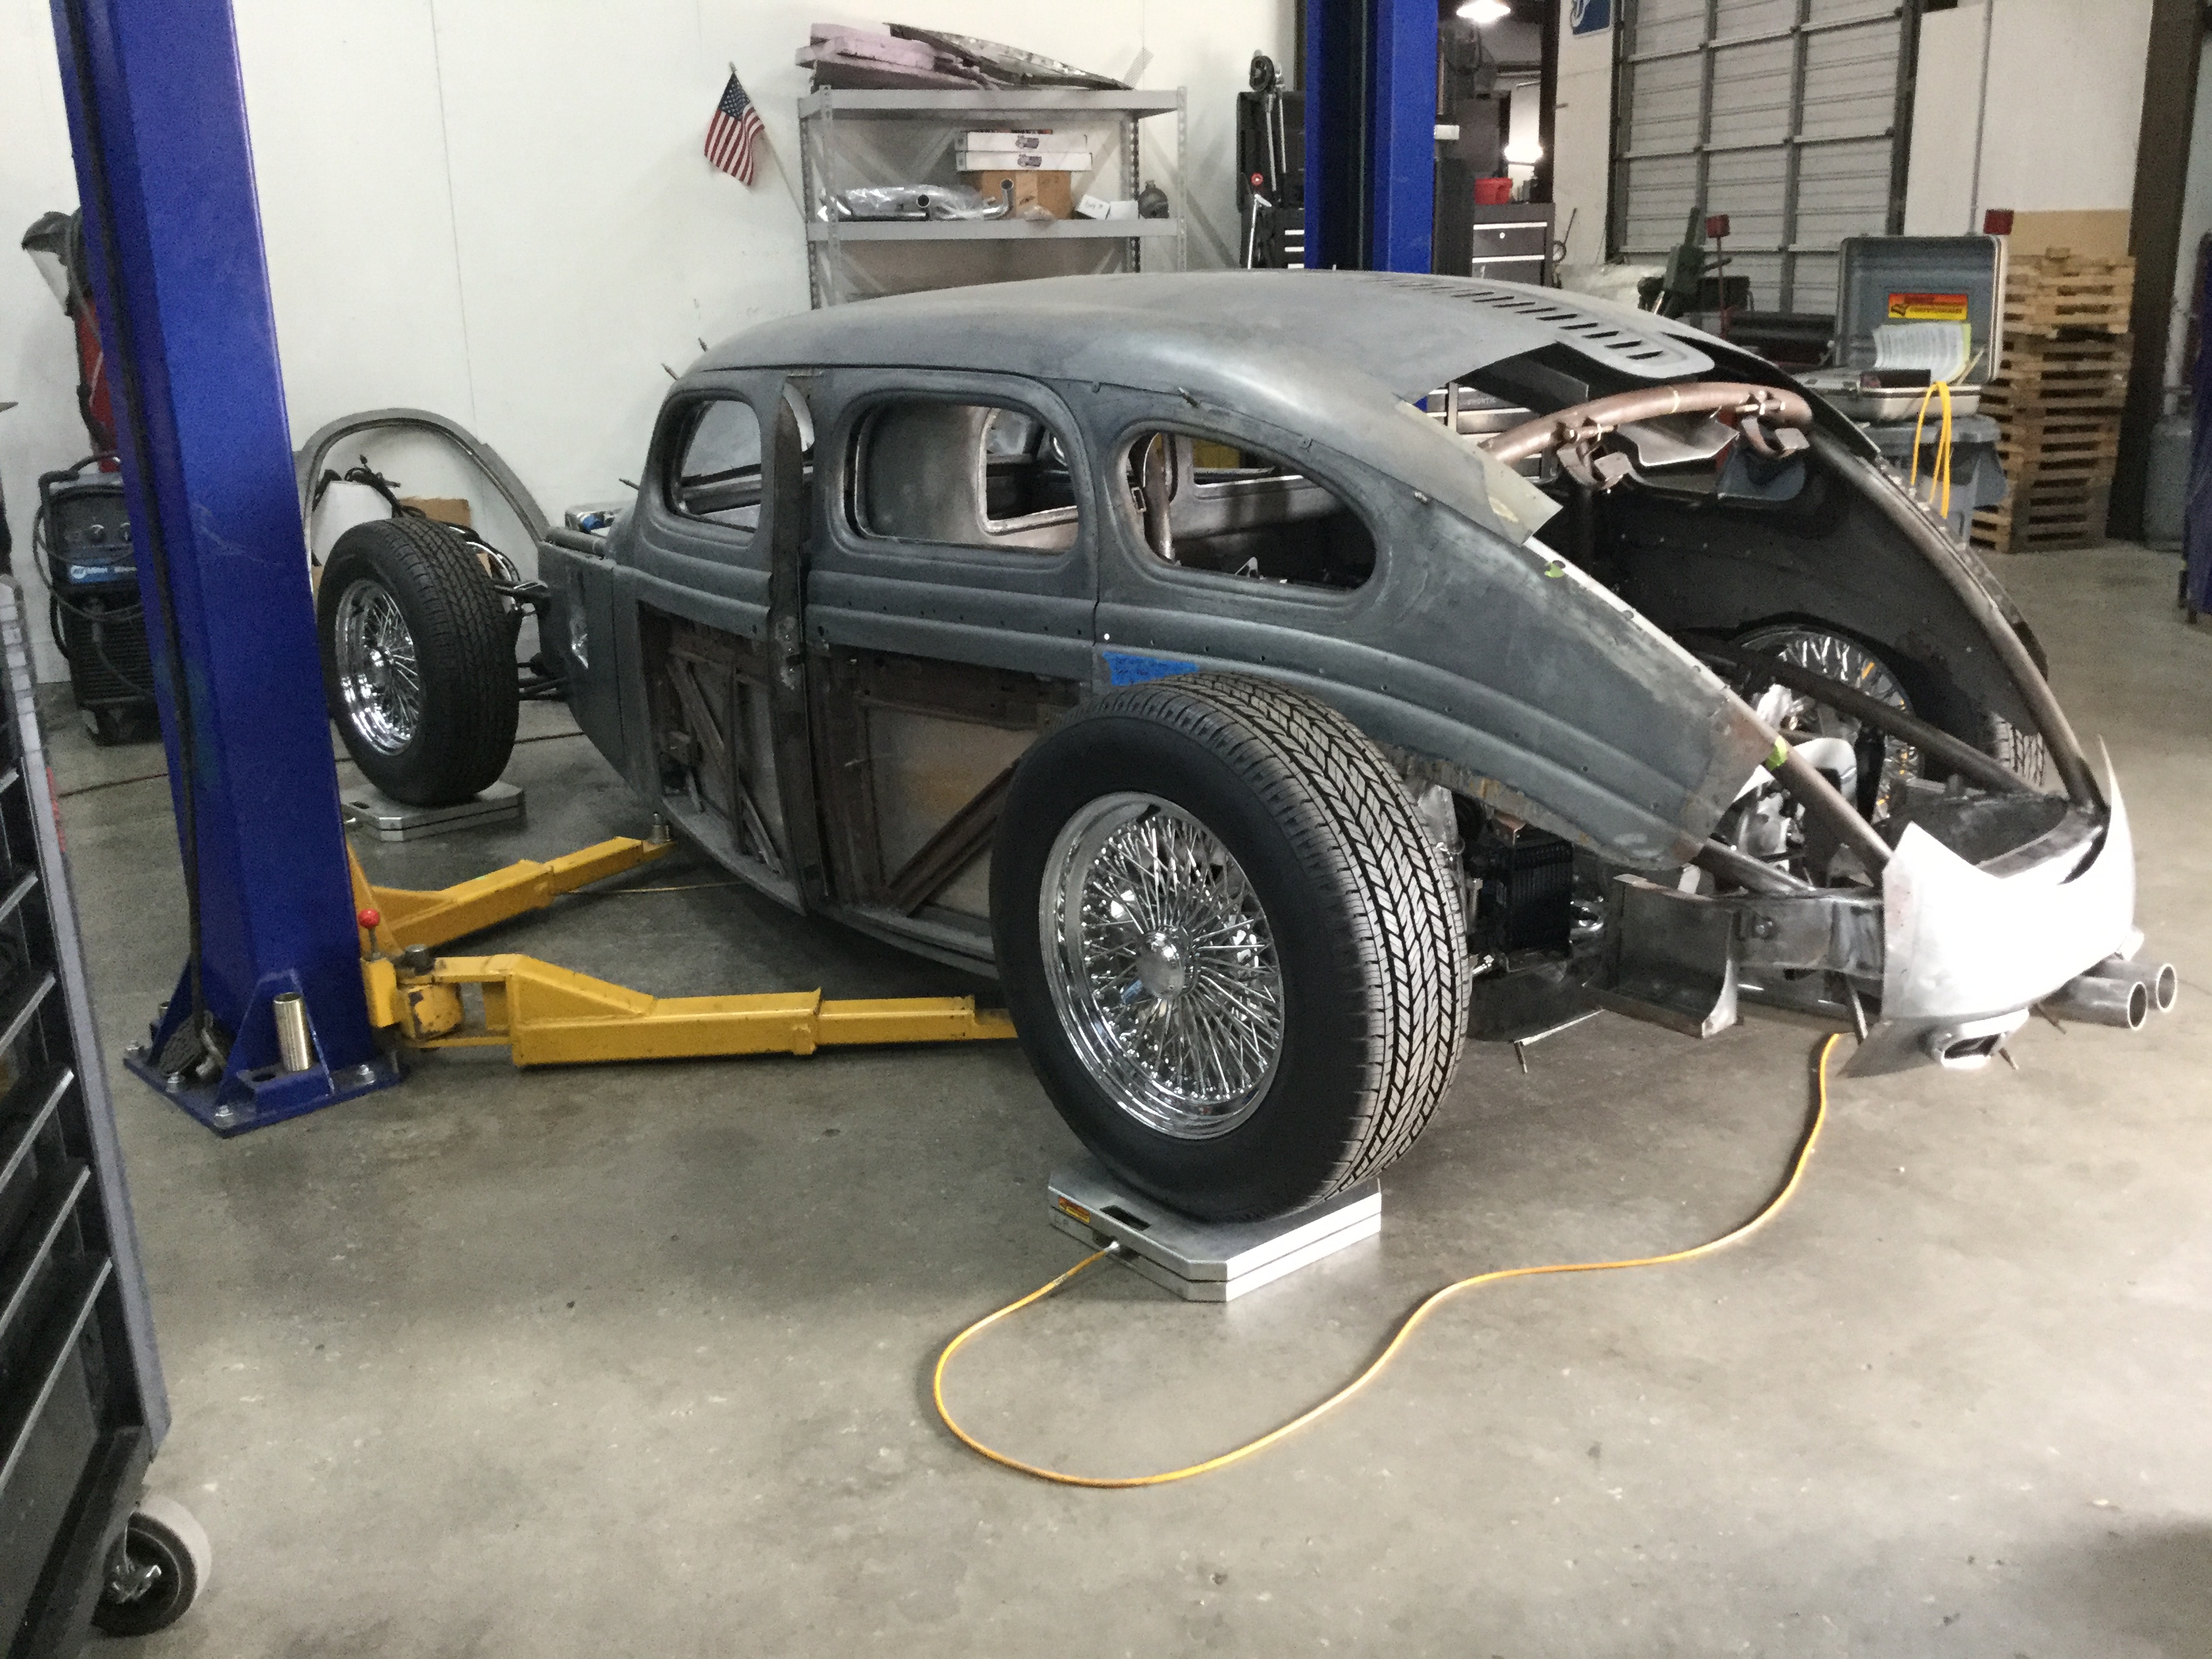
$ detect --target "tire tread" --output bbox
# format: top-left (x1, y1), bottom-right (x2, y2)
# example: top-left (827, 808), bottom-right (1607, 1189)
top-left (1048, 673), bottom-right (1469, 1209)
top-left (318, 516), bottom-right (516, 805)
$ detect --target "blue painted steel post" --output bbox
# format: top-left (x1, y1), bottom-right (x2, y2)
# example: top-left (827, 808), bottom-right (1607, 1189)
top-left (1367, 0), bottom-right (1436, 273)
top-left (1304, 0), bottom-right (1367, 270)
top-left (47, 0), bottom-right (396, 1132)
top-left (1304, 0), bottom-right (1437, 272)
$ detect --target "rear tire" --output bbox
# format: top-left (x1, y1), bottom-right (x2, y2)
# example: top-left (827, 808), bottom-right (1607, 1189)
top-left (992, 672), bottom-right (1469, 1221)
top-left (317, 516), bottom-right (516, 806)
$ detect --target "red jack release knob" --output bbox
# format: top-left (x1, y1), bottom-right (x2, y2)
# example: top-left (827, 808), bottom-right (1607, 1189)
top-left (357, 907), bottom-right (382, 929)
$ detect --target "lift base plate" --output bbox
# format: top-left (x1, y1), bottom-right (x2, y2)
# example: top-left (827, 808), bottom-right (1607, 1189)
top-left (344, 781), bottom-right (525, 842)
top-left (1047, 1155), bottom-right (1380, 1302)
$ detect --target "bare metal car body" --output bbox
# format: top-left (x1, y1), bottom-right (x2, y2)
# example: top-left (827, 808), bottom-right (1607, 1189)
top-left (537, 271), bottom-right (2152, 1078)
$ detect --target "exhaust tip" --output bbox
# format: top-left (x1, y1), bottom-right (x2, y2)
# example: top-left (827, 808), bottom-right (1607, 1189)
top-left (1939, 1033), bottom-right (2005, 1067)
top-left (1923, 1010), bottom-right (2032, 1069)
top-left (2152, 963), bottom-right (2178, 1015)
top-left (2034, 972), bottom-right (2149, 1032)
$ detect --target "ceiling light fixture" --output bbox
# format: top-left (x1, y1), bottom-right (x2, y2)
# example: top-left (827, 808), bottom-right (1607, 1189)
top-left (1457, 0), bottom-right (1511, 24)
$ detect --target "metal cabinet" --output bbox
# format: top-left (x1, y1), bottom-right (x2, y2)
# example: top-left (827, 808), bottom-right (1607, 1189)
top-left (0, 581), bottom-right (185, 1655)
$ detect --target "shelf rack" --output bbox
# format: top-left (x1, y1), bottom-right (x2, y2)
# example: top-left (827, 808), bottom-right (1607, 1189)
top-left (796, 86), bottom-right (1188, 307)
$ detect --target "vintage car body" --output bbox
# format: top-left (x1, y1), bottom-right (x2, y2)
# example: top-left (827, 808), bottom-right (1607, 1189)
top-left (536, 272), bottom-right (2157, 1186)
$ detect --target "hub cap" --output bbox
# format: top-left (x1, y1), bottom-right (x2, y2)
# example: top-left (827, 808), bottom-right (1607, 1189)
top-left (333, 579), bottom-right (422, 754)
top-left (1039, 793), bottom-right (1284, 1139)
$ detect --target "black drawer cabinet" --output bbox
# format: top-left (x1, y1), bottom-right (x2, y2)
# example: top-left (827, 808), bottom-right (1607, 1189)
top-left (0, 580), bottom-right (186, 1656)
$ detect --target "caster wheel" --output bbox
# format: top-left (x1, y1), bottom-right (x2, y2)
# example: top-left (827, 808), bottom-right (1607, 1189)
top-left (91, 1494), bottom-right (211, 1637)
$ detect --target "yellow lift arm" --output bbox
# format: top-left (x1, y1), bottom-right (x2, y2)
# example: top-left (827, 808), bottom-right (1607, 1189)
top-left (348, 834), bottom-right (1015, 1067)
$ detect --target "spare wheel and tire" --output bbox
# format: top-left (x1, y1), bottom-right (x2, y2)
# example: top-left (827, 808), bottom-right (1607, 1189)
top-left (316, 516), bottom-right (517, 806)
top-left (992, 672), bottom-right (1470, 1222)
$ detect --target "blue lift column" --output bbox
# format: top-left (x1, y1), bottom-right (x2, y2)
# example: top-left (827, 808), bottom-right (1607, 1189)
top-left (47, 0), bottom-right (396, 1132)
top-left (1304, 0), bottom-right (1437, 272)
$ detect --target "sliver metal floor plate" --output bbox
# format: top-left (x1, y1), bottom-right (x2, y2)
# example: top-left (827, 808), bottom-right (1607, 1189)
top-left (1047, 1155), bottom-right (1380, 1302)
top-left (342, 781), bottom-right (525, 842)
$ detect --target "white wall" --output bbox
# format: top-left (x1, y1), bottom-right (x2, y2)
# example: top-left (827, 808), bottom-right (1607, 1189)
top-left (1907, 0), bottom-right (2155, 234)
top-left (0, 1), bottom-right (1289, 681)
top-left (1972, 0), bottom-right (2153, 216)
top-left (1903, 1), bottom-right (1989, 236)
top-left (1553, 0), bottom-right (2160, 285)
top-left (1549, 12), bottom-right (1614, 274)
top-left (1, 0), bottom-right (88, 681)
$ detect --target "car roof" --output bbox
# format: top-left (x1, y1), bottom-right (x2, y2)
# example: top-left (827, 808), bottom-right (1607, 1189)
top-left (695, 270), bottom-right (1716, 403)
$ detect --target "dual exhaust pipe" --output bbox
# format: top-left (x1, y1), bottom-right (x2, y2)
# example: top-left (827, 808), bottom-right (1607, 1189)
top-left (2036, 955), bottom-right (2179, 1031)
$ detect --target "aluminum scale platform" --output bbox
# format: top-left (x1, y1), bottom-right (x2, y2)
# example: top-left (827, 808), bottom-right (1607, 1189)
top-left (1048, 1154), bottom-right (1380, 1302)
top-left (342, 779), bottom-right (524, 841)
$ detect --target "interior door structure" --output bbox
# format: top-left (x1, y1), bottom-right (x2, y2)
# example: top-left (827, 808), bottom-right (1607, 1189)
top-left (1608, 0), bottom-right (1923, 316)
top-left (798, 371), bottom-right (1096, 957)
top-left (616, 373), bottom-right (813, 907)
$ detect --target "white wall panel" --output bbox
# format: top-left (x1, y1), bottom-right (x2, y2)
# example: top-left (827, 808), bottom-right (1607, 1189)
top-left (1549, 16), bottom-right (1617, 271)
top-left (1972, 0), bottom-right (2152, 213)
top-left (1, 0), bottom-right (96, 680)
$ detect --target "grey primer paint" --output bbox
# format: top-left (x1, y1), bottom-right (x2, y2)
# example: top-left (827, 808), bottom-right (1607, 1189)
top-left (539, 270), bottom-right (2131, 1074)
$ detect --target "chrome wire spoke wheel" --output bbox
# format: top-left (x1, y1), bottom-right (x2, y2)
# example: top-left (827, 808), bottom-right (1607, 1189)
top-left (333, 579), bottom-right (422, 754)
top-left (1738, 624), bottom-right (1919, 818)
top-left (1039, 792), bottom-right (1284, 1139)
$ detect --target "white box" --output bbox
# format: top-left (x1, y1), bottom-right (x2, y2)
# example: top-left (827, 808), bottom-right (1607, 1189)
top-left (955, 148), bottom-right (1090, 172)
top-left (960, 127), bottom-right (1102, 152)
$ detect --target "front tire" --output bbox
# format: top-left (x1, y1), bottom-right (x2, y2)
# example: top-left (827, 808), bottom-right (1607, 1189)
top-left (992, 673), bottom-right (1469, 1221)
top-left (317, 516), bottom-right (517, 806)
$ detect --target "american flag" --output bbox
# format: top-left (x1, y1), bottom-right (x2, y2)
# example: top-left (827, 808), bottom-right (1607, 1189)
top-left (705, 70), bottom-right (764, 184)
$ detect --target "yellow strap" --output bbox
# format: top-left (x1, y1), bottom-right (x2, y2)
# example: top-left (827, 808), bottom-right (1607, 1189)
top-left (933, 1033), bottom-right (1842, 1488)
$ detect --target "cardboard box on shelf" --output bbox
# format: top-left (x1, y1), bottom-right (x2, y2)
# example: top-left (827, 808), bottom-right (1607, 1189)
top-left (962, 169), bottom-right (1073, 219)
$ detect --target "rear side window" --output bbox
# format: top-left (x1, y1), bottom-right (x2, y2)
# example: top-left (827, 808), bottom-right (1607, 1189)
top-left (670, 398), bottom-right (763, 534)
top-left (1121, 430), bottom-right (1375, 590)
top-left (850, 399), bottom-right (1080, 553)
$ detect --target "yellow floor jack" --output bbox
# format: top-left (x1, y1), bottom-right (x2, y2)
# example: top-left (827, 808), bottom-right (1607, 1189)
top-left (349, 827), bottom-right (1015, 1068)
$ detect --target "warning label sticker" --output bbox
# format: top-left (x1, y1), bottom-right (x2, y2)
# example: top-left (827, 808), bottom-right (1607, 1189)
top-left (1887, 291), bottom-right (1971, 321)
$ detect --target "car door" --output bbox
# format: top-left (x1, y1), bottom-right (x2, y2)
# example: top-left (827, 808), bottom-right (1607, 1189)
top-left (798, 368), bottom-right (1097, 945)
top-left (608, 370), bottom-right (822, 907)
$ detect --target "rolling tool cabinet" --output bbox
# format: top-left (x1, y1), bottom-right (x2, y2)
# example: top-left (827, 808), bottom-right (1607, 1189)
top-left (0, 581), bottom-right (192, 1654)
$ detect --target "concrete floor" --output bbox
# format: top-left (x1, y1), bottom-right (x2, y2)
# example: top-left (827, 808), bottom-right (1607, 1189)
top-left (56, 545), bottom-right (2211, 1658)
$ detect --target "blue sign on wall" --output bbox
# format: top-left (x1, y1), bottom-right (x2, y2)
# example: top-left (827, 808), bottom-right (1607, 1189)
top-left (1570, 0), bottom-right (1612, 34)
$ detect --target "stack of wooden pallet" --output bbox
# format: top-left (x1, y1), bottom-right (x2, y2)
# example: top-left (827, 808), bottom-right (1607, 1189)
top-left (1970, 251), bottom-right (2134, 554)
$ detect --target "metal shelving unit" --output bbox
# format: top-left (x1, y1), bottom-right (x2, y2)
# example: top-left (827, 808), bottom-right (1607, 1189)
top-left (797, 87), bottom-right (1188, 307)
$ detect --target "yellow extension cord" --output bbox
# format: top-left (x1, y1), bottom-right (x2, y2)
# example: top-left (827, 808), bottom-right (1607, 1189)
top-left (1909, 378), bottom-right (1956, 521)
top-left (933, 1033), bottom-right (1841, 1488)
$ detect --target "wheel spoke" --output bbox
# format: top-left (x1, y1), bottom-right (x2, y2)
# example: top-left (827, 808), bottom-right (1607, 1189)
top-left (1042, 792), bottom-right (1286, 1140)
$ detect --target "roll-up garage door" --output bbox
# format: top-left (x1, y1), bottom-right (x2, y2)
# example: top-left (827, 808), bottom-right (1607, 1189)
top-left (1607, 1), bottom-right (1924, 317)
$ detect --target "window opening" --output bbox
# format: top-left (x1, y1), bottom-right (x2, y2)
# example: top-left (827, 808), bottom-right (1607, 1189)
top-left (670, 398), bottom-right (764, 534)
top-left (1122, 430), bottom-right (1375, 590)
top-left (851, 400), bottom-right (1079, 553)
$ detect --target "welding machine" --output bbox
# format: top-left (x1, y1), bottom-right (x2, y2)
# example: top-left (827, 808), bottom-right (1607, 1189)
top-left (37, 461), bottom-right (157, 744)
